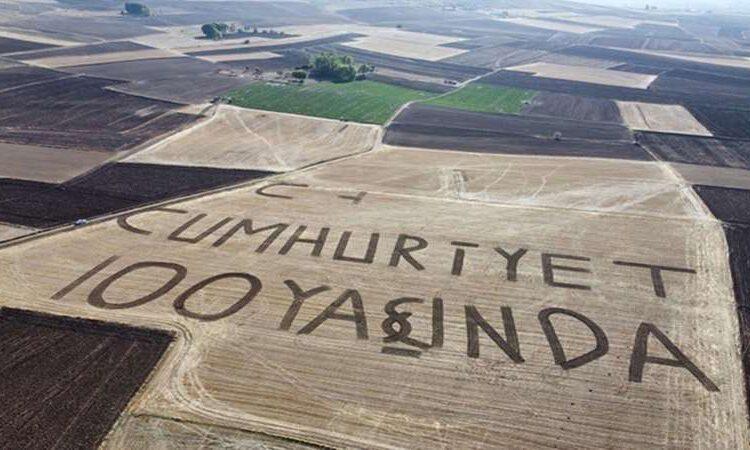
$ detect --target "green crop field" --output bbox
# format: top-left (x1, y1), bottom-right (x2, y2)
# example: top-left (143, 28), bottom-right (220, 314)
top-left (227, 80), bottom-right (435, 124)
top-left (423, 83), bottom-right (536, 115)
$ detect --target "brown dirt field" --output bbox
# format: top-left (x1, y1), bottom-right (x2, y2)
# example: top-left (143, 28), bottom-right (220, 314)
top-left (617, 102), bottom-right (713, 137)
top-left (0, 142), bottom-right (112, 183)
top-left (671, 163), bottom-right (750, 191)
top-left (373, 67), bottom-right (449, 85)
top-left (125, 106), bottom-right (380, 172)
top-left (507, 62), bottom-right (658, 89)
top-left (0, 308), bottom-right (172, 449)
top-left (0, 165), bottom-right (743, 448)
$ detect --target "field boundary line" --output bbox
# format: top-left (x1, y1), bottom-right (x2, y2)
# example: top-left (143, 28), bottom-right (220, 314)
top-left (123, 413), bottom-right (333, 450)
top-left (103, 85), bottom-right (194, 106)
top-left (0, 126), bottom-right (384, 250)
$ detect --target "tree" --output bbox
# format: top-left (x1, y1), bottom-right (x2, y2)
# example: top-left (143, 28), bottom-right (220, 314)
top-left (335, 64), bottom-right (357, 82)
top-left (201, 23), bottom-right (223, 40)
top-left (124, 2), bottom-right (151, 17)
top-left (310, 53), bottom-right (366, 83)
top-left (291, 70), bottom-right (308, 80)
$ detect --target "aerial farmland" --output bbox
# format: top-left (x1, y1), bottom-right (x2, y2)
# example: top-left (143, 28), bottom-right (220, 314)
top-left (1, 0), bottom-right (750, 449)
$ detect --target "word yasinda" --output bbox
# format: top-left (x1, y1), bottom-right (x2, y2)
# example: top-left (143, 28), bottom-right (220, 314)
top-left (53, 253), bottom-right (719, 394)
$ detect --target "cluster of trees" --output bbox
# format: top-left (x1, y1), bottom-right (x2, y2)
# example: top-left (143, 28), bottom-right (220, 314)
top-left (201, 23), bottom-right (289, 40)
top-left (308, 53), bottom-right (374, 83)
top-left (246, 27), bottom-right (288, 38)
top-left (201, 23), bottom-right (231, 40)
top-left (123, 2), bottom-right (151, 17)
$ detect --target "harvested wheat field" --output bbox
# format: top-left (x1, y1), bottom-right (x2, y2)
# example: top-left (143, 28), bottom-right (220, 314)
top-left (279, 24), bottom-right (468, 61)
top-left (195, 51), bottom-right (283, 63)
top-left (23, 48), bottom-right (181, 69)
top-left (284, 145), bottom-right (700, 218)
top-left (506, 62), bottom-right (658, 89)
top-left (3, 2), bottom-right (750, 448)
top-left (0, 223), bottom-right (35, 242)
top-left (0, 158), bottom-right (744, 448)
top-left (125, 106), bottom-right (380, 172)
top-left (0, 28), bottom-right (75, 47)
top-left (617, 102), bottom-right (713, 137)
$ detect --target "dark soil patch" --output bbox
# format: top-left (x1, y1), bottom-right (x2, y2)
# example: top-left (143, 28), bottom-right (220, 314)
top-left (11, 40), bottom-right (152, 61)
top-left (485, 69), bottom-right (750, 109)
top-left (395, 103), bottom-right (631, 141)
top-left (385, 104), bottom-right (646, 161)
top-left (136, 0), bottom-right (344, 27)
top-left (221, 50), bottom-right (310, 73)
top-left (384, 123), bottom-right (649, 160)
top-left (338, 6), bottom-right (470, 25)
top-left (484, 70), bottom-right (662, 103)
top-left (62, 56), bottom-right (222, 81)
top-left (0, 65), bottom-right (65, 91)
top-left (693, 185), bottom-right (750, 225)
top-left (0, 75), bottom-right (200, 151)
top-left (638, 132), bottom-right (750, 169)
top-left (687, 106), bottom-right (750, 139)
top-left (589, 35), bottom-right (648, 50)
top-left (720, 224), bottom-right (750, 417)
top-left (0, 37), bottom-right (55, 55)
top-left (0, 308), bottom-right (172, 450)
top-left (522, 92), bottom-right (623, 124)
top-left (69, 162), bottom-right (273, 202)
top-left (649, 73), bottom-right (750, 109)
top-left (0, 178), bottom-right (138, 228)
top-left (0, 163), bottom-right (273, 228)
top-left (368, 73), bottom-right (453, 94)
top-left (62, 57), bottom-right (250, 103)
top-left (441, 41), bottom-right (484, 50)
top-left (444, 46), bottom-right (545, 69)
top-left (8, 15), bottom-right (162, 41)
top-left (641, 38), bottom-right (718, 53)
